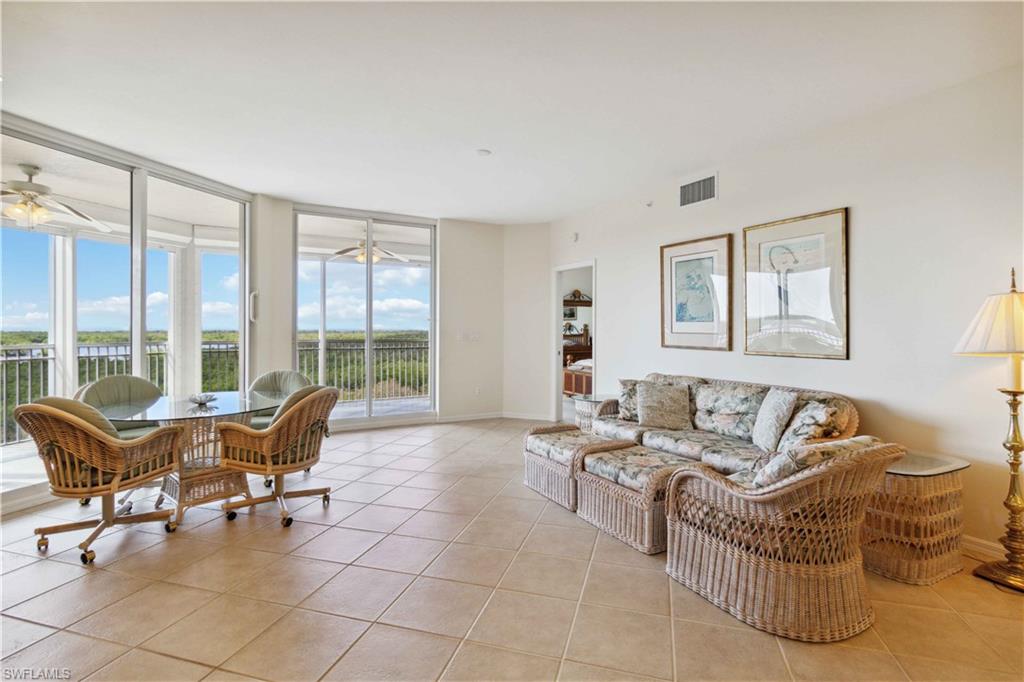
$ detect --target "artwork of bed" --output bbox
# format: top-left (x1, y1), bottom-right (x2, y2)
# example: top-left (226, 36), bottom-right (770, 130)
top-left (660, 233), bottom-right (732, 350)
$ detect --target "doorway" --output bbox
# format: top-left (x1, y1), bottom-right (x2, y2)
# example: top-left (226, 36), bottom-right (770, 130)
top-left (554, 262), bottom-right (595, 424)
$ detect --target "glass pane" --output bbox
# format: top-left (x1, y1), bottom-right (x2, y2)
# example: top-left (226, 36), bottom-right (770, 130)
top-left (147, 177), bottom-right (242, 395)
top-left (370, 222), bottom-right (432, 416)
top-left (146, 248), bottom-right (170, 392)
top-left (76, 238), bottom-right (131, 384)
top-left (296, 257), bottom-right (321, 384)
top-left (297, 214), bottom-right (368, 419)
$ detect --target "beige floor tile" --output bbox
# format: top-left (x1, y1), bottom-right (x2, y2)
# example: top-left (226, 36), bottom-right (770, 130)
top-left (780, 639), bottom-right (907, 681)
top-left (447, 476), bottom-right (508, 497)
top-left (50, 529), bottom-right (166, 567)
top-left (289, 498), bottom-right (364, 525)
top-left (1, 615), bottom-right (56, 658)
top-left (670, 580), bottom-right (755, 630)
top-left (1, 513), bottom-right (69, 546)
top-left (323, 623), bottom-right (459, 681)
top-left (591, 533), bottom-right (664, 570)
top-left (960, 612), bottom-right (1024, 672)
top-left (385, 456), bottom-right (437, 472)
top-left (300, 564), bottom-right (413, 620)
top-left (522, 524), bottom-right (597, 560)
top-left (537, 503), bottom-right (594, 529)
top-left (179, 512), bottom-right (276, 543)
top-left (872, 601), bottom-right (1011, 672)
top-left (674, 620), bottom-right (789, 681)
top-left (372, 443), bottom-right (420, 456)
top-left (222, 608), bottom-right (367, 681)
top-left (583, 561), bottom-right (669, 616)
top-left (228, 555), bottom-right (342, 605)
top-left (468, 589), bottom-right (577, 657)
top-left (1, 559), bottom-right (88, 609)
top-left (332, 481), bottom-right (394, 503)
top-left (479, 496), bottom-right (546, 524)
top-left (201, 672), bottom-right (261, 682)
top-left (500, 552), bottom-right (589, 600)
top-left (347, 454), bottom-right (401, 468)
top-left (291, 526), bottom-right (384, 564)
top-left (235, 520), bottom-right (326, 553)
top-left (403, 472), bottom-right (462, 490)
top-left (105, 537), bottom-right (221, 580)
top-left (358, 468), bottom-right (416, 485)
top-left (557, 661), bottom-right (662, 681)
top-left (865, 572), bottom-right (953, 610)
top-left (839, 626), bottom-right (889, 652)
top-left (68, 581), bottom-right (217, 646)
top-left (895, 654), bottom-right (1022, 681)
top-left (394, 510), bottom-right (473, 541)
top-left (566, 604), bottom-right (673, 681)
top-left (4, 569), bottom-right (150, 628)
top-left (84, 649), bottom-right (211, 681)
top-left (424, 491), bottom-right (492, 515)
top-left (380, 576), bottom-right (492, 638)
top-left (355, 534), bottom-right (447, 573)
top-left (1, 550), bottom-right (40, 574)
top-left (164, 545), bottom-right (280, 592)
top-left (2, 631), bottom-right (127, 682)
top-left (372, 486), bottom-right (441, 509)
top-left (425, 542), bottom-right (516, 587)
top-left (338, 504), bottom-right (416, 532)
top-left (318, 463), bottom-right (377, 480)
top-left (141, 594), bottom-right (288, 666)
top-left (456, 516), bottom-right (533, 550)
top-left (931, 571), bottom-right (1024, 620)
top-left (442, 642), bottom-right (559, 681)
top-left (498, 479), bottom-right (545, 500)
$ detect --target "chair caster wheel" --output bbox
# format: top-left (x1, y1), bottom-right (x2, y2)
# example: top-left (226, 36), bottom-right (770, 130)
top-left (37, 537), bottom-right (49, 552)
top-left (322, 494), bottom-right (330, 506)
top-left (79, 497), bottom-right (91, 506)
top-left (304, 467), bottom-right (311, 473)
top-left (226, 511), bottom-right (237, 521)
top-left (80, 550), bottom-right (96, 564)
top-left (281, 516), bottom-right (293, 527)
top-left (124, 502), bottom-right (133, 513)
top-left (264, 479), bottom-right (272, 488)
top-left (164, 522), bottom-right (177, 533)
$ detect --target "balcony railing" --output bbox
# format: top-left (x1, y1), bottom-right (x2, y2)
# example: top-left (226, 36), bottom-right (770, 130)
top-left (297, 340), bottom-right (430, 402)
top-left (1, 344), bottom-right (54, 446)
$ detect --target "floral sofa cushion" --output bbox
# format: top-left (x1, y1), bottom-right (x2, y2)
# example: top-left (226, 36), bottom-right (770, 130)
top-left (753, 435), bottom-right (881, 487)
top-left (726, 469), bottom-right (758, 488)
top-left (526, 430), bottom-right (601, 466)
top-left (618, 379), bottom-right (640, 420)
top-left (777, 398), bottom-right (852, 452)
top-left (641, 429), bottom-right (747, 461)
top-left (751, 387), bottom-right (799, 452)
top-left (700, 442), bottom-right (771, 474)
top-left (583, 445), bottom-right (692, 493)
top-left (693, 384), bottom-right (769, 441)
top-left (592, 416), bottom-right (651, 443)
top-left (636, 381), bottom-right (690, 430)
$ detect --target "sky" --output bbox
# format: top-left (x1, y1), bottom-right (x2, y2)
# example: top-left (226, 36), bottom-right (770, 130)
top-left (3, 228), bottom-right (430, 334)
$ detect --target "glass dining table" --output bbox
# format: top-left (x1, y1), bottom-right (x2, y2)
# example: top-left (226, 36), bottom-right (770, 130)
top-left (97, 390), bottom-right (287, 529)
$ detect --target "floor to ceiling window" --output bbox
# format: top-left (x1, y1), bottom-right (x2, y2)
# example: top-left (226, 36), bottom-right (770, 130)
top-left (295, 211), bottom-right (435, 420)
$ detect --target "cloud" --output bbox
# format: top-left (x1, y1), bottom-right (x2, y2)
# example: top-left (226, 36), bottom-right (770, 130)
top-left (78, 295), bottom-right (130, 314)
top-left (373, 298), bottom-right (429, 316)
top-left (297, 261), bottom-right (320, 282)
top-left (202, 301), bottom-right (237, 315)
top-left (221, 272), bottom-right (239, 291)
top-left (146, 291), bottom-right (169, 308)
top-left (1, 310), bottom-right (49, 329)
top-left (374, 267), bottom-right (427, 288)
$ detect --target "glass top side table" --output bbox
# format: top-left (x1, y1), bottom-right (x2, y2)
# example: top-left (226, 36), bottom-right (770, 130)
top-left (862, 451), bottom-right (970, 585)
top-left (571, 394), bottom-right (616, 433)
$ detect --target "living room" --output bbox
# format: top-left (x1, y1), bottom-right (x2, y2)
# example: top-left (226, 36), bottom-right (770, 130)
top-left (1, 2), bottom-right (1021, 681)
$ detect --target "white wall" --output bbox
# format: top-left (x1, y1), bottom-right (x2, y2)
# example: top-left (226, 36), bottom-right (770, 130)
top-left (505, 66), bottom-right (1022, 544)
top-left (249, 194), bottom-right (296, 381)
top-left (437, 219), bottom-right (505, 419)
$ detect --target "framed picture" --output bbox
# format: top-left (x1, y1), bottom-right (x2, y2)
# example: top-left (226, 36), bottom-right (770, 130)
top-left (660, 233), bottom-right (732, 350)
top-left (563, 307), bottom-right (577, 321)
top-left (743, 208), bottom-right (848, 359)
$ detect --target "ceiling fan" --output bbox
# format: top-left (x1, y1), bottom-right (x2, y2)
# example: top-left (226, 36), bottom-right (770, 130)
top-left (2, 164), bottom-right (112, 231)
top-left (331, 238), bottom-right (409, 264)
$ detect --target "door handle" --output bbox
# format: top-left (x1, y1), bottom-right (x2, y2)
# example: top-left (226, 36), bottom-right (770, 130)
top-left (248, 291), bottom-right (258, 323)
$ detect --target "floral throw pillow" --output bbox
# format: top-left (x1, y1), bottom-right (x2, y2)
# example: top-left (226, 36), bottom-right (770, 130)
top-left (618, 379), bottom-right (640, 421)
top-left (636, 381), bottom-right (690, 430)
top-left (693, 384), bottom-right (769, 440)
top-left (752, 435), bottom-right (881, 487)
top-left (751, 387), bottom-right (799, 453)
top-left (777, 400), bottom-right (843, 452)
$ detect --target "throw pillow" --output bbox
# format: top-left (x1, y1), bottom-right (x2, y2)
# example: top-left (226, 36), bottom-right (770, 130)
top-left (777, 400), bottom-right (843, 452)
top-left (752, 435), bottom-right (881, 487)
top-left (693, 383), bottom-right (769, 440)
top-left (636, 381), bottom-right (690, 430)
top-left (751, 387), bottom-right (799, 453)
top-left (618, 379), bottom-right (639, 421)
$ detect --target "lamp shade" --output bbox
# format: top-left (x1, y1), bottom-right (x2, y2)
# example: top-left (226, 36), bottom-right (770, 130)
top-left (954, 290), bottom-right (1024, 356)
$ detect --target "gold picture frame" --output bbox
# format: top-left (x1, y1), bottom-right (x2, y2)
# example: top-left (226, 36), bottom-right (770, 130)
top-left (742, 208), bottom-right (848, 359)
top-left (660, 233), bottom-right (732, 351)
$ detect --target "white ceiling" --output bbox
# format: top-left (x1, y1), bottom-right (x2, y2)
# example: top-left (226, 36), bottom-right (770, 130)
top-left (2, 2), bottom-right (1020, 224)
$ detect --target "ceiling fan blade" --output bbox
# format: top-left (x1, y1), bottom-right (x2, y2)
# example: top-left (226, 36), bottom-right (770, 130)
top-left (1, 190), bottom-right (19, 197)
top-left (40, 197), bottom-right (113, 232)
top-left (375, 246), bottom-right (409, 263)
top-left (333, 247), bottom-right (360, 256)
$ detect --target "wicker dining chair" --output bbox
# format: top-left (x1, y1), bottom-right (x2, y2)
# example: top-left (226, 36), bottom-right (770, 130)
top-left (218, 386), bottom-right (337, 526)
top-left (248, 370), bottom-right (314, 487)
top-left (14, 398), bottom-right (182, 564)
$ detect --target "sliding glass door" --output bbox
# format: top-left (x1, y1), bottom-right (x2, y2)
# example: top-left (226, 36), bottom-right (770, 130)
top-left (295, 211), bottom-right (434, 420)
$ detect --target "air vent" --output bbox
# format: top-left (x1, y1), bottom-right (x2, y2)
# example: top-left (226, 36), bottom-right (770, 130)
top-left (680, 175), bottom-right (716, 207)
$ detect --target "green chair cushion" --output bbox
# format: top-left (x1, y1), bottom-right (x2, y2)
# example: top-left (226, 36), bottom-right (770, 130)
top-left (79, 376), bottom-right (162, 408)
top-left (270, 385), bottom-right (323, 425)
top-left (249, 370), bottom-right (312, 395)
top-left (35, 396), bottom-right (120, 439)
top-left (116, 425), bottom-right (161, 440)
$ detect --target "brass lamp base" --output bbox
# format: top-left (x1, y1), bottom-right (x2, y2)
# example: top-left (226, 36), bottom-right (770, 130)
top-left (974, 560), bottom-right (1024, 591)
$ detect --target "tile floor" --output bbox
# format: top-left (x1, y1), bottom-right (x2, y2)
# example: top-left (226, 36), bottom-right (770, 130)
top-left (1, 418), bottom-right (1022, 681)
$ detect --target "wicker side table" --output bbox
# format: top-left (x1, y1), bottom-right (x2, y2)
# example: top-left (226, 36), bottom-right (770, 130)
top-left (861, 452), bottom-right (969, 585)
top-left (571, 394), bottom-right (615, 433)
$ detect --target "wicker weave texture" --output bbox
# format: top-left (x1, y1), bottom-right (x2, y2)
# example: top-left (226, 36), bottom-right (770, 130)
top-left (665, 443), bottom-right (905, 642)
top-left (524, 451), bottom-right (575, 510)
top-left (862, 470), bottom-right (965, 585)
top-left (577, 469), bottom-right (669, 554)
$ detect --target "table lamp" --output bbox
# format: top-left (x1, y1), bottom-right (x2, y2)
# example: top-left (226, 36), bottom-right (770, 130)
top-left (953, 268), bottom-right (1024, 591)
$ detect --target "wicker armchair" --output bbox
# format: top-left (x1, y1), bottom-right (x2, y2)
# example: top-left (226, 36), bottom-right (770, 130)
top-left (665, 441), bottom-right (906, 642)
top-left (14, 400), bottom-right (182, 564)
top-left (218, 386), bottom-right (338, 526)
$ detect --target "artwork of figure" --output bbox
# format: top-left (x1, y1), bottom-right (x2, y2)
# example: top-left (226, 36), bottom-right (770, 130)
top-left (673, 255), bottom-right (714, 324)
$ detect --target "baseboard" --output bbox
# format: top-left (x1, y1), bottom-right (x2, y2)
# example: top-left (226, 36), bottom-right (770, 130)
top-left (436, 412), bottom-right (504, 423)
top-left (0, 481), bottom-right (52, 516)
top-left (500, 411), bottom-right (553, 422)
top-left (962, 534), bottom-right (1004, 561)
top-left (328, 413), bottom-right (438, 432)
